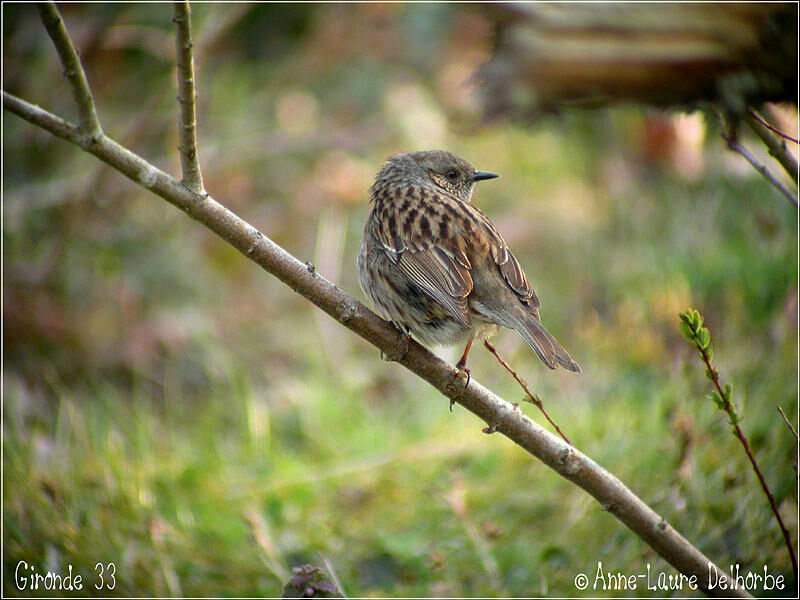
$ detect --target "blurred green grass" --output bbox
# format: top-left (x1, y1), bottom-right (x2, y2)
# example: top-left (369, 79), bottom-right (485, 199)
top-left (3, 3), bottom-right (798, 597)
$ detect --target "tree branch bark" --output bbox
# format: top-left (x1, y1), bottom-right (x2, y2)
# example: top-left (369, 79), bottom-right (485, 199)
top-left (173, 0), bottom-right (205, 195)
top-left (746, 109), bottom-right (799, 185)
top-left (36, 1), bottom-right (102, 141)
top-left (721, 128), bottom-right (799, 209)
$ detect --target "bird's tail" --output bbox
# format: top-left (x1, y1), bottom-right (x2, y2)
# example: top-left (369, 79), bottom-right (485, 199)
top-left (515, 317), bottom-right (581, 373)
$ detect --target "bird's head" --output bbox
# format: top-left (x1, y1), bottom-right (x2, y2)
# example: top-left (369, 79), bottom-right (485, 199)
top-left (386, 150), bottom-right (498, 202)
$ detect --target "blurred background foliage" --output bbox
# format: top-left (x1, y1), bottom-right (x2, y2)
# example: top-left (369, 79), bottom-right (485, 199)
top-left (3, 3), bottom-right (797, 597)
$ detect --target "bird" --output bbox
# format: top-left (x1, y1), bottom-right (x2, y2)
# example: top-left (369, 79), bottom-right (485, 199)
top-left (358, 150), bottom-right (580, 373)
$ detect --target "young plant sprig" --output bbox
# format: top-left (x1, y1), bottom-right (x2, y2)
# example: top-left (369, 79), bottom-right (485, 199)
top-left (679, 309), bottom-right (738, 426)
top-left (679, 308), bottom-right (797, 580)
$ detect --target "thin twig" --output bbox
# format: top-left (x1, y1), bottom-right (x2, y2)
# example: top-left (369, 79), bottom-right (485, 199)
top-left (680, 310), bottom-right (797, 580)
top-left (36, 2), bottom-right (102, 141)
top-left (244, 509), bottom-right (290, 583)
top-left (724, 133), bottom-right (798, 209)
top-left (444, 480), bottom-right (503, 591)
top-left (703, 354), bottom-right (797, 579)
top-left (777, 405), bottom-right (799, 443)
top-left (777, 405), bottom-right (799, 477)
top-left (483, 341), bottom-right (571, 445)
top-left (746, 109), bottom-right (799, 185)
top-left (173, 1), bottom-right (205, 195)
top-left (149, 517), bottom-right (182, 597)
top-left (320, 554), bottom-right (348, 599)
top-left (747, 109), bottom-right (800, 145)
top-left (717, 113), bottom-right (798, 209)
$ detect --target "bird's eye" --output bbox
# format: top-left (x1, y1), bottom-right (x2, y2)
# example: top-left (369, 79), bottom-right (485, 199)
top-left (446, 169), bottom-right (458, 179)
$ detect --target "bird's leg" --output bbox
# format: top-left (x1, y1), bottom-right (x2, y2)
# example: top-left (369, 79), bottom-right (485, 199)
top-left (450, 334), bottom-right (474, 411)
top-left (455, 334), bottom-right (474, 371)
top-left (380, 321), bottom-right (411, 363)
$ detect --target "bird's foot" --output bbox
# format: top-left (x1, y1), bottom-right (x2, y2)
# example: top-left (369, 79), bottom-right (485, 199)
top-left (449, 366), bottom-right (471, 412)
top-left (380, 323), bottom-right (410, 363)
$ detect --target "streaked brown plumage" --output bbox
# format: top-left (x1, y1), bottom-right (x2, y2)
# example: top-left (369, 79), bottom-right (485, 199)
top-left (358, 150), bottom-right (580, 373)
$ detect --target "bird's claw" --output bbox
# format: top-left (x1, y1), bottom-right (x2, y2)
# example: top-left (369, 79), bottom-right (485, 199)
top-left (380, 323), bottom-right (410, 363)
top-left (457, 367), bottom-right (471, 388)
top-left (449, 367), bottom-right (470, 412)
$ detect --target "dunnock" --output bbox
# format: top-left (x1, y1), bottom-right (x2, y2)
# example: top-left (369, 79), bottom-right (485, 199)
top-left (358, 150), bottom-right (580, 373)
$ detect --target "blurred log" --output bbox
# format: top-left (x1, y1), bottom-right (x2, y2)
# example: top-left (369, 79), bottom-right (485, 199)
top-left (477, 3), bottom-right (797, 120)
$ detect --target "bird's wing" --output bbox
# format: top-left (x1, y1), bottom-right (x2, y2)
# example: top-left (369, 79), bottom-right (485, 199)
top-left (398, 243), bottom-right (473, 327)
top-left (490, 242), bottom-right (540, 310)
top-left (376, 219), bottom-right (473, 328)
top-left (464, 203), bottom-right (541, 310)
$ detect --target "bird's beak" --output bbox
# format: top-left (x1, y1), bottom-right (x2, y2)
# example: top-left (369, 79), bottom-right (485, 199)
top-left (472, 171), bottom-right (499, 182)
